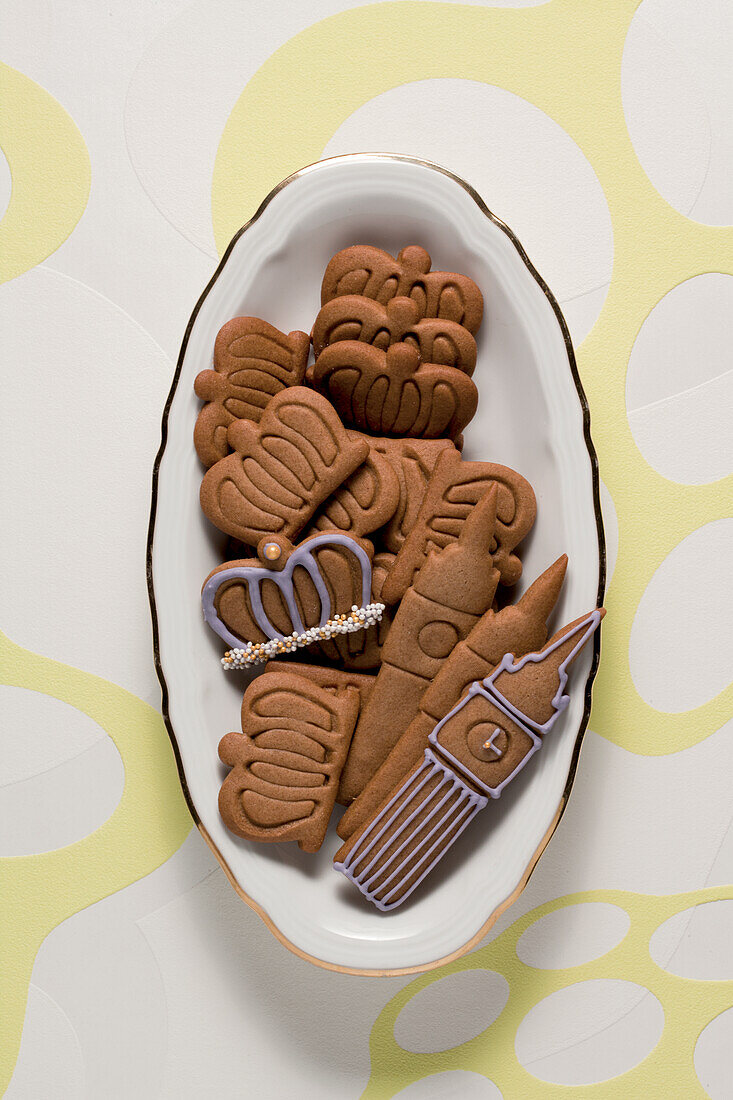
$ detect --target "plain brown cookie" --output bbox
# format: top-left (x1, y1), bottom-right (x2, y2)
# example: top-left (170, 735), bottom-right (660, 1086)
top-left (194, 317), bottom-right (309, 467)
top-left (337, 555), bottom-right (567, 840)
top-left (303, 445), bottom-right (401, 541)
top-left (199, 386), bottom-right (368, 544)
top-left (321, 245), bottom-right (484, 334)
top-left (218, 670), bottom-right (359, 852)
top-left (307, 341), bottom-right (478, 440)
top-left (380, 448), bottom-right (536, 604)
top-left (312, 295), bottom-right (477, 373)
top-left (337, 485), bottom-right (500, 805)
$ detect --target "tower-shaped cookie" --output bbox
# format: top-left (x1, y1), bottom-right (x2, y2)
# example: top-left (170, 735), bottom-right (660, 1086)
top-left (338, 485), bottom-right (500, 804)
top-left (334, 608), bottom-right (603, 909)
top-left (337, 555), bottom-right (568, 839)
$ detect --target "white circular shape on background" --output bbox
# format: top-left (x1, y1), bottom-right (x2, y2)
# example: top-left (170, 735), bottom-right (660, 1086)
top-left (124, 0), bottom-right (382, 256)
top-left (629, 519), bottom-right (733, 712)
top-left (394, 970), bottom-right (509, 1053)
top-left (0, 265), bottom-right (173, 705)
top-left (0, 146), bottom-right (12, 222)
top-left (626, 274), bottom-right (733, 484)
top-left (599, 480), bottom-right (619, 585)
top-left (516, 902), bottom-right (630, 970)
top-left (515, 980), bottom-right (664, 1085)
top-left (622, 0), bottom-right (733, 225)
top-left (393, 1071), bottom-right (502, 1099)
top-left (650, 900), bottom-right (733, 979)
top-left (1, 685), bottom-right (106, 787)
top-left (324, 79), bottom-right (613, 346)
top-left (0, 731), bottom-right (123, 857)
top-left (6, 985), bottom-right (84, 1099)
top-left (695, 1007), bottom-right (733, 1098)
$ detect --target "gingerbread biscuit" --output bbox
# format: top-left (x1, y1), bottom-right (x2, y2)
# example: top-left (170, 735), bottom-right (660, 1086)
top-left (337, 555), bottom-right (568, 840)
top-left (306, 550), bottom-right (395, 671)
top-left (334, 608), bottom-right (603, 908)
top-left (381, 448), bottom-right (536, 604)
top-left (218, 670), bottom-right (359, 851)
top-left (312, 295), bottom-right (477, 373)
top-left (321, 245), bottom-right (484, 334)
top-left (338, 486), bottom-right (500, 804)
top-left (201, 532), bottom-right (377, 662)
top-left (304, 445), bottom-right (401, 540)
top-left (263, 660), bottom-right (376, 804)
top-left (194, 317), bottom-right (309, 467)
top-left (199, 387), bottom-right (368, 545)
top-left (307, 341), bottom-right (478, 440)
top-left (263, 659), bottom-right (376, 706)
top-left (369, 437), bottom-right (458, 553)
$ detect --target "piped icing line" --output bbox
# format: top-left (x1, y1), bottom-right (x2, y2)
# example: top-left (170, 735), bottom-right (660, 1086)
top-left (334, 607), bottom-right (604, 911)
top-left (482, 608), bottom-right (603, 736)
top-left (201, 532), bottom-right (374, 652)
top-left (221, 603), bottom-right (385, 669)
top-left (334, 749), bottom-right (487, 912)
top-left (428, 682), bottom-right (543, 799)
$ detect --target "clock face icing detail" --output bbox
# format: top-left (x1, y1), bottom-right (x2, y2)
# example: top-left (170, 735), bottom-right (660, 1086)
top-left (430, 687), bottom-right (541, 798)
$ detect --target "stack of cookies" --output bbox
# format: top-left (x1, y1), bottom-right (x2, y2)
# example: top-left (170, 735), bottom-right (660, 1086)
top-left (195, 245), bottom-right (603, 911)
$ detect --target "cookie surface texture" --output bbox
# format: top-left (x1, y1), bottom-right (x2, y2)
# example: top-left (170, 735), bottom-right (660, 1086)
top-left (312, 295), bottom-right (477, 373)
top-left (194, 317), bottom-right (309, 467)
top-left (304, 443), bottom-right (401, 540)
top-left (321, 245), bottom-right (484, 334)
top-left (199, 387), bottom-right (368, 544)
top-left (218, 671), bottom-right (359, 851)
top-left (307, 341), bottom-right (478, 439)
top-left (337, 486), bottom-right (500, 804)
top-left (381, 448), bottom-right (536, 604)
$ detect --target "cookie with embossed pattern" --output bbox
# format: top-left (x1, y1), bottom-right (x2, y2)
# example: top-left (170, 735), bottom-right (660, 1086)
top-left (381, 448), bottom-right (536, 604)
top-left (303, 445), bottom-right (401, 541)
top-left (307, 341), bottom-right (478, 440)
top-left (199, 387), bottom-right (368, 545)
top-left (194, 317), bottom-right (309, 467)
top-left (312, 295), bottom-right (477, 373)
top-left (218, 670), bottom-right (359, 851)
top-left (321, 244), bottom-right (483, 334)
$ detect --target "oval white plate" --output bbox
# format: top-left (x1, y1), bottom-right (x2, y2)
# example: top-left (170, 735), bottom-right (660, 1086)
top-left (148, 154), bottom-right (605, 975)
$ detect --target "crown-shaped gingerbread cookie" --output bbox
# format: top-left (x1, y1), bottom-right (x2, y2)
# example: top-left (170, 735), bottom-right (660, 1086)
top-left (321, 245), bottom-right (484, 334)
top-left (201, 532), bottom-right (385, 667)
top-left (312, 295), bottom-right (477, 373)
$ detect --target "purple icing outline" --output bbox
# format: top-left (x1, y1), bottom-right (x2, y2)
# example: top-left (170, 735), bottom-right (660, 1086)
top-left (201, 532), bottom-right (373, 650)
top-left (334, 749), bottom-right (487, 912)
top-left (335, 609), bottom-right (603, 910)
top-left (428, 683), bottom-right (542, 799)
top-left (482, 609), bottom-right (603, 736)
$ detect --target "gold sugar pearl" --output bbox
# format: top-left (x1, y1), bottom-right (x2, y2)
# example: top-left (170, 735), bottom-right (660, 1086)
top-left (263, 542), bottom-right (282, 562)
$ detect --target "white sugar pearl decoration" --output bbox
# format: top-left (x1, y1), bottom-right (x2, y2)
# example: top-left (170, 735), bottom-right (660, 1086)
top-left (221, 603), bottom-right (386, 669)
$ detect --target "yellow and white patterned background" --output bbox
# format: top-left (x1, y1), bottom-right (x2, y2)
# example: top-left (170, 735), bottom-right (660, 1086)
top-left (1, 0), bottom-right (732, 1095)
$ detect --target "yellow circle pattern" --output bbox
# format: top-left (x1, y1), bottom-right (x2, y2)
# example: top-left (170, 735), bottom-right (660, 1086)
top-left (0, 3), bottom-right (731, 1094)
top-left (0, 63), bottom-right (90, 283)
